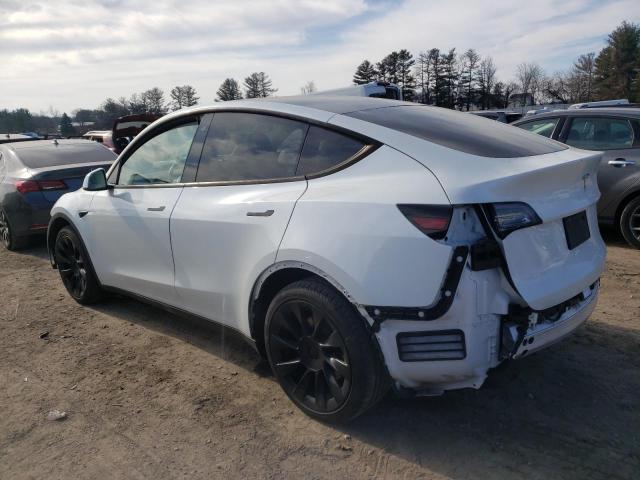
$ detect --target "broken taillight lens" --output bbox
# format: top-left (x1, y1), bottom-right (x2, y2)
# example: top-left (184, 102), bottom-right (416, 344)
top-left (397, 204), bottom-right (453, 240)
top-left (484, 202), bottom-right (541, 238)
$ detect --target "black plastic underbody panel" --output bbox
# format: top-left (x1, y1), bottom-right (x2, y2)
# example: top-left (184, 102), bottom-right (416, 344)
top-left (364, 245), bottom-right (469, 327)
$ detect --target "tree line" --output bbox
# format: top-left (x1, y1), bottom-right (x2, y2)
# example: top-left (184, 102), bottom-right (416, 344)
top-left (353, 21), bottom-right (639, 110)
top-left (1, 21), bottom-right (638, 134)
top-left (1, 71), bottom-right (280, 134)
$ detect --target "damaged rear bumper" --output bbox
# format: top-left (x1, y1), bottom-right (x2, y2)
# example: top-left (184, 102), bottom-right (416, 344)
top-left (372, 262), bottom-right (600, 394)
top-left (502, 281), bottom-right (599, 360)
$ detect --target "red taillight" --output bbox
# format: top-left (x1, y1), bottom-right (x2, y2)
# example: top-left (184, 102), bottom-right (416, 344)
top-left (15, 180), bottom-right (40, 194)
top-left (398, 204), bottom-right (453, 239)
top-left (15, 179), bottom-right (67, 194)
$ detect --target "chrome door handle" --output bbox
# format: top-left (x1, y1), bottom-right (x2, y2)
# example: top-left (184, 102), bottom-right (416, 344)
top-left (246, 209), bottom-right (274, 217)
top-left (147, 206), bottom-right (166, 212)
top-left (608, 158), bottom-right (635, 167)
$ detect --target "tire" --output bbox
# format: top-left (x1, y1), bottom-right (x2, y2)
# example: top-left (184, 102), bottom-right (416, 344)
top-left (0, 209), bottom-right (28, 251)
top-left (54, 226), bottom-right (104, 304)
top-left (619, 196), bottom-right (640, 249)
top-left (264, 278), bottom-right (388, 423)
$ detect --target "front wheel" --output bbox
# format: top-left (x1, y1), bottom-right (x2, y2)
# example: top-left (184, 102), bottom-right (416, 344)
top-left (620, 196), bottom-right (640, 249)
top-left (55, 226), bottom-right (104, 304)
top-left (265, 279), bottom-right (388, 423)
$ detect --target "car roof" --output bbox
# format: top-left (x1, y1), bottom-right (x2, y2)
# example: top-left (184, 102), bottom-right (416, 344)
top-left (514, 107), bottom-right (640, 123)
top-left (147, 96), bottom-right (566, 159)
top-left (1, 139), bottom-right (115, 169)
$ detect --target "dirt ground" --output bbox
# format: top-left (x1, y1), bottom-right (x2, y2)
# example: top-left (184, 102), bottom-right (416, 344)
top-left (0, 229), bottom-right (638, 480)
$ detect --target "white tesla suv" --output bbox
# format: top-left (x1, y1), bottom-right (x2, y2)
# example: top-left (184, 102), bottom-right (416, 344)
top-left (48, 97), bottom-right (606, 422)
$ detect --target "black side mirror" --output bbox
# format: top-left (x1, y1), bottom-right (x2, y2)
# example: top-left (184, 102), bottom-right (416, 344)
top-left (83, 168), bottom-right (109, 191)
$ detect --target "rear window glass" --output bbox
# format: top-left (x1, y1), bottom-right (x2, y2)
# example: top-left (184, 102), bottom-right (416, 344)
top-left (296, 126), bottom-right (365, 176)
top-left (13, 142), bottom-right (116, 169)
top-left (346, 106), bottom-right (567, 158)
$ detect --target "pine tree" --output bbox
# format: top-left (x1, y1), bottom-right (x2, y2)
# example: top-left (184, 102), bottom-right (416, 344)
top-left (437, 49), bottom-right (458, 108)
top-left (216, 78), bottom-right (243, 101)
top-left (593, 21), bottom-right (640, 101)
top-left (353, 60), bottom-right (377, 85)
top-left (396, 49), bottom-right (415, 100)
top-left (427, 49), bottom-right (441, 106)
top-left (244, 72), bottom-right (277, 98)
top-left (59, 113), bottom-right (75, 136)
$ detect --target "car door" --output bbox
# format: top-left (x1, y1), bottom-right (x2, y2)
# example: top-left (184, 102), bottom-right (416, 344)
top-left (84, 117), bottom-right (201, 304)
top-left (170, 112), bottom-right (309, 335)
top-left (559, 115), bottom-right (640, 216)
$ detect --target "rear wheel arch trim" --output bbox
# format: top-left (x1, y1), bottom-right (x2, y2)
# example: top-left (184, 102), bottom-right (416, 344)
top-left (47, 213), bottom-right (75, 267)
top-left (47, 213), bottom-right (99, 286)
top-left (248, 261), bottom-right (371, 345)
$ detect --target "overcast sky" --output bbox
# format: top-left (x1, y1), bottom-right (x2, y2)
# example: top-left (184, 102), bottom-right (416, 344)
top-left (1, 0), bottom-right (638, 114)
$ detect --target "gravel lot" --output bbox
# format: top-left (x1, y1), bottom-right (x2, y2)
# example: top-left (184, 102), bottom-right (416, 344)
top-left (1, 229), bottom-right (638, 480)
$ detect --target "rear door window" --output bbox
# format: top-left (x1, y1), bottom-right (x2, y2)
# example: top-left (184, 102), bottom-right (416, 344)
top-left (565, 117), bottom-right (634, 150)
top-left (296, 126), bottom-right (366, 176)
top-left (517, 118), bottom-right (559, 138)
top-left (196, 113), bottom-right (308, 182)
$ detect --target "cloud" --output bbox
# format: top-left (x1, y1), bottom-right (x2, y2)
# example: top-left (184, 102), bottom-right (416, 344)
top-left (0, 0), bottom-right (637, 113)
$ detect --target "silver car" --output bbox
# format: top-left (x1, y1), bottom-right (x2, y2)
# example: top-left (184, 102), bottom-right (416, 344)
top-left (513, 108), bottom-right (640, 248)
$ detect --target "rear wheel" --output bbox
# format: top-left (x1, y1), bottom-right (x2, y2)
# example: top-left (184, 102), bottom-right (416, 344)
top-left (55, 226), bottom-right (104, 304)
top-left (265, 279), bottom-right (387, 423)
top-left (0, 209), bottom-right (27, 251)
top-left (620, 196), bottom-right (640, 249)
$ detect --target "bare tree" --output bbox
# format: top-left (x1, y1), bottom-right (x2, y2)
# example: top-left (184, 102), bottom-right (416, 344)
top-left (170, 85), bottom-right (199, 111)
top-left (477, 56), bottom-right (496, 110)
top-left (414, 52), bottom-right (430, 104)
top-left (516, 62), bottom-right (545, 105)
top-left (503, 81), bottom-right (519, 108)
top-left (573, 52), bottom-right (596, 101)
top-left (460, 49), bottom-right (481, 110)
top-left (300, 81), bottom-right (316, 95)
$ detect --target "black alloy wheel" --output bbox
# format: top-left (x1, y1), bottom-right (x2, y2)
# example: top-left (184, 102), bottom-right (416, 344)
top-left (268, 299), bottom-right (352, 413)
top-left (54, 226), bottom-right (104, 304)
top-left (56, 231), bottom-right (88, 299)
top-left (265, 279), bottom-right (388, 422)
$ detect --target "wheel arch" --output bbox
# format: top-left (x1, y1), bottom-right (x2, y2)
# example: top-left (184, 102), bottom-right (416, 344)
top-left (248, 261), bottom-right (368, 355)
top-left (47, 212), bottom-right (76, 268)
